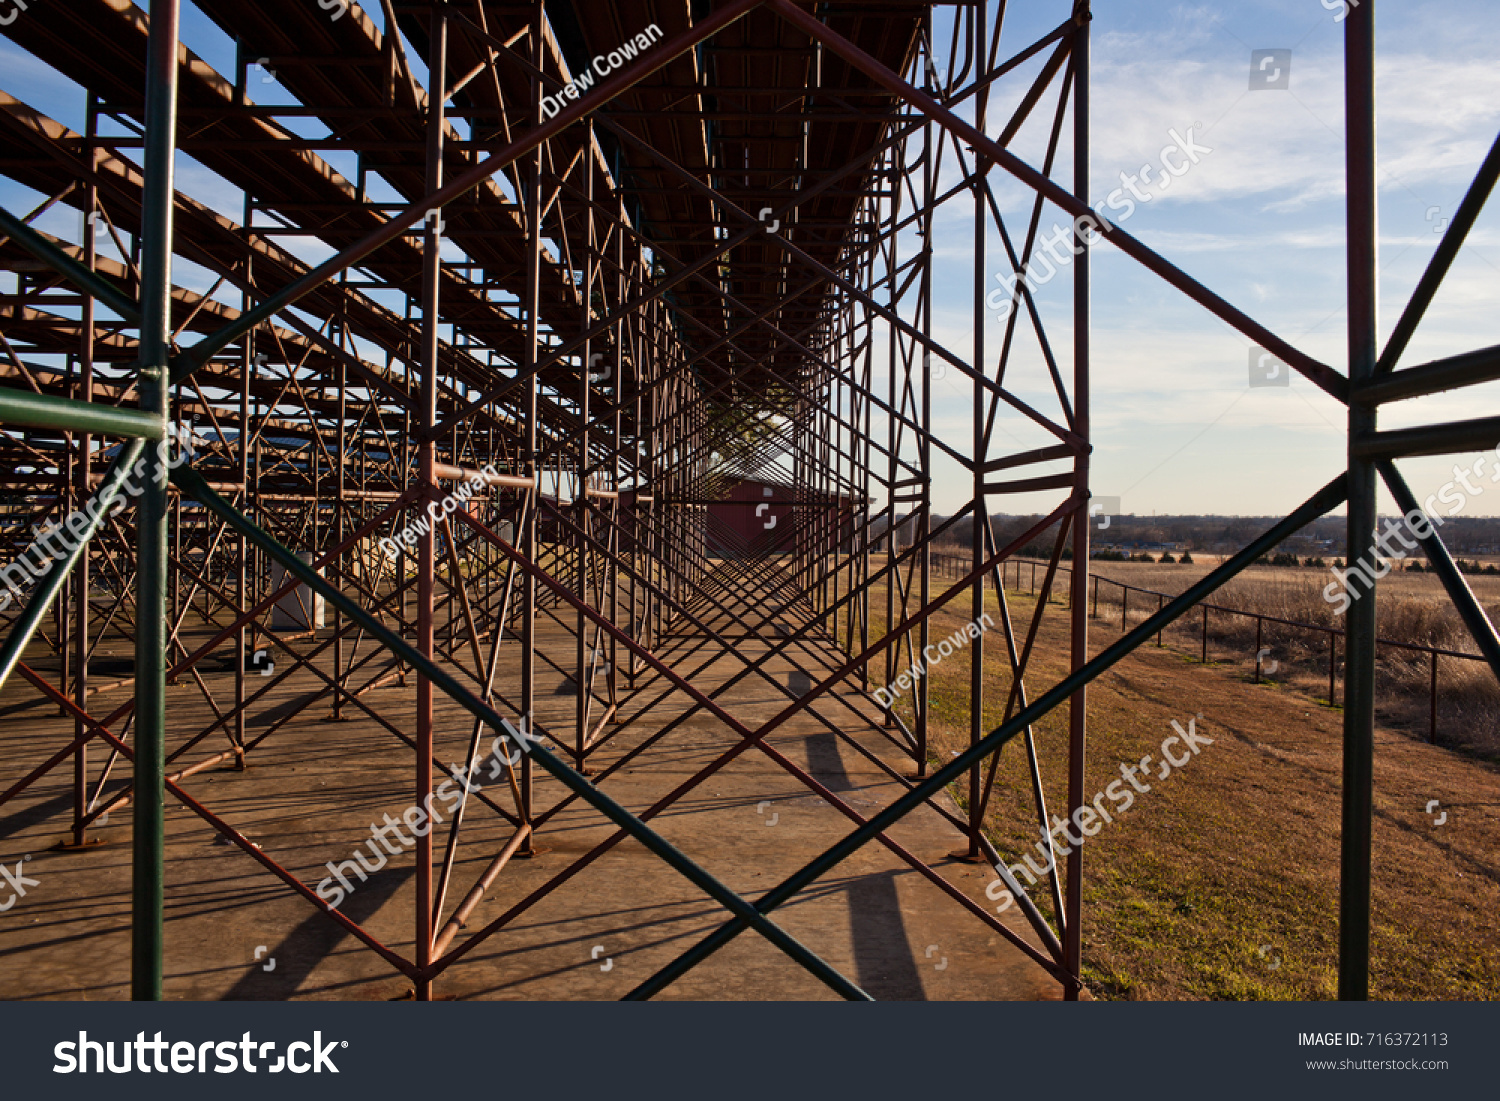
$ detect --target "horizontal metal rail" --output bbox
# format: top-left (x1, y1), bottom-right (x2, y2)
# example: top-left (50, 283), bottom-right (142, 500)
top-left (0, 387), bottom-right (168, 440)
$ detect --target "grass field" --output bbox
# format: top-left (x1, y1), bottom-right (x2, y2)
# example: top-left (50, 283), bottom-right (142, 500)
top-left (857, 567), bottom-right (1500, 1000)
top-left (1086, 560), bottom-right (1500, 762)
top-left (938, 557), bottom-right (1500, 761)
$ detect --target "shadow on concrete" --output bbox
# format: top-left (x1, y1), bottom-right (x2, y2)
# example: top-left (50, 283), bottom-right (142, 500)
top-left (0, 779), bottom-right (128, 843)
top-left (847, 870), bottom-right (925, 1000)
top-left (804, 728), bottom-right (854, 792)
top-left (245, 689), bottom-right (327, 728)
top-left (222, 864), bottom-right (412, 999)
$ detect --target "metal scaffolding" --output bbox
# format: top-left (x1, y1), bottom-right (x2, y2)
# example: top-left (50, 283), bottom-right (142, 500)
top-left (0, 0), bottom-right (1496, 1002)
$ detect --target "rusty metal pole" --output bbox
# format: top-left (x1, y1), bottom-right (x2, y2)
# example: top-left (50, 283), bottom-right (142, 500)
top-left (576, 121), bottom-right (594, 768)
top-left (235, 64), bottom-right (254, 767)
top-left (915, 76), bottom-right (933, 778)
top-left (1340, 0), bottom-right (1378, 1001)
top-left (518, 0), bottom-right (544, 856)
top-left (414, 4), bottom-right (448, 1000)
top-left (333, 287), bottom-right (346, 722)
top-left (883, 151), bottom-right (899, 731)
top-left (859, 276), bottom-right (873, 688)
top-left (963, 0), bottom-right (986, 861)
top-left (1063, 0), bottom-right (1092, 1001)
top-left (70, 92), bottom-right (100, 849)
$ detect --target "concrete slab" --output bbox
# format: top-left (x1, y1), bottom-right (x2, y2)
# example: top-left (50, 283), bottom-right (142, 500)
top-left (0, 589), bottom-right (1062, 1001)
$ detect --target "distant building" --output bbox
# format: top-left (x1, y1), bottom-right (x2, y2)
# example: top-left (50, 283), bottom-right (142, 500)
top-left (706, 478), bottom-right (856, 558)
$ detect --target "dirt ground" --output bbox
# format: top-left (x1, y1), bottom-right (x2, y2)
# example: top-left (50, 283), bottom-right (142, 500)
top-left (0, 582), bottom-right (1063, 1002)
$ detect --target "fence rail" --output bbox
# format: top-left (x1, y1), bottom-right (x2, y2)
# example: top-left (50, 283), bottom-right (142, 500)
top-left (927, 552), bottom-right (1483, 743)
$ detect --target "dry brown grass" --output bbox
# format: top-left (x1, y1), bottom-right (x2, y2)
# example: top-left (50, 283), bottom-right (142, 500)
top-left (858, 571), bottom-right (1500, 1001)
top-left (1077, 561), bottom-right (1500, 762)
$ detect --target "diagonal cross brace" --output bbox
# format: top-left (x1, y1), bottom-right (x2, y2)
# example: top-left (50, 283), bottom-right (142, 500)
top-left (624, 473), bottom-right (1351, 999)
top-left (169, 462), bottom-right (870, 1000)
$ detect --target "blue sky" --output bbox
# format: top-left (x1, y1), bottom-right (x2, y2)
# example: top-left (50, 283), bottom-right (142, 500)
top-left (2, 1), bottom-right (1497, 519)
top-left (908, 0), bottom-right (1500, 518)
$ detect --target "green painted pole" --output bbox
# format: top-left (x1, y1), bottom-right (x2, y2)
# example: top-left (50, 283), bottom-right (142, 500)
top-left (132, 0), bottom-right (180, 1002)
top-left (0, 387), bottom-right (166, 439)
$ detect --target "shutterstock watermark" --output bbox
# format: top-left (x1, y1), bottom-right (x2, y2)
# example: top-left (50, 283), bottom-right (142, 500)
top-left (1250, 347), bottom-right (1291, 388)
top-left (0, 854), bottom-right (39, 912)
top-left (54, 1032), bottom-right (344, 1074)
top-left (987, 124), bottom-right (1213, 320)
top-left (541, 23), bottom-right (664, 119)
top-left (986, 715), bottom-right (1212, 912)
top-left (1249, 49), bottom-right (1292, 91)
top-left (1322, 445), bottom-right (1500, 614)
top-left (316, 718), bottom-right (544, 909)
top-left (1089, 496), bottom-right (1121, 530)
top-left (1320, 0), bottom-right (1360, 23)
top-left (874, 612), bottom-right (995, 708)
top-left (0, 424), bottom-right (197, 612)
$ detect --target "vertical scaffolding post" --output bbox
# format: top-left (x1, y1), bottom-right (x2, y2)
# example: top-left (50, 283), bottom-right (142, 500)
top-left (235, 69), bottom-right (254, 765)
top-left (333, 288), bottom-right (347, 722)
top-left (519, 0), bottom-right (544, 855)
top-left (884, 156), bottom-right (898, 733)
top-left (915, 92), bottom-right (933, 776)
top-left (576, 122), bottom-right (594, 766)
top-left (609, 197), bottom-right (625, 708)
top-left (965, 1), bottom-right (987, 862)
top-left (414, 2), bottom-right (448, 1001)
top-left (70, 92), bottom-right (100, 849)
top-left (132, 0), bottom-right (180, 1002)
top-left (1340, 0), bottom-right (1378, 1002)
top-left (1064, 0), bottom-right (1092, 1001)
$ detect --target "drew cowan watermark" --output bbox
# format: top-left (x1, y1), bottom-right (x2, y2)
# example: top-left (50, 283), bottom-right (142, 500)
top-left (875, 612), bottom-right (995, 708)
top-left (541, 23), bottom-right (664, 120)
top-left (986, 716), bottom-right (1212, 913)
top-left (986, 123), bottom-right (1213, 321)
top-left (379, 464), bottom-right (500, 560)
top-left (0, 424), bottom-right (197, 612)
top-left (316, 718), bottom-right (544, 909)
top-left (54, 1033), bottom-right (343, 1074)
top-left (1323, 444), bottom-right (1500, 614)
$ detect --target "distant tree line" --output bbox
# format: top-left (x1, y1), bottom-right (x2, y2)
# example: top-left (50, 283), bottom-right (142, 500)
top-left (921, 512), bottom-right (1500, 560)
